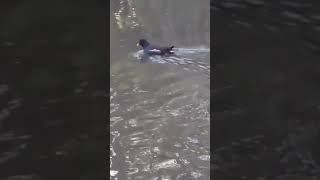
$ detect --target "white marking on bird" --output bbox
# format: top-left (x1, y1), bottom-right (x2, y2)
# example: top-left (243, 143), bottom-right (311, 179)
top-left (149, 49), bottom-right (161, 52)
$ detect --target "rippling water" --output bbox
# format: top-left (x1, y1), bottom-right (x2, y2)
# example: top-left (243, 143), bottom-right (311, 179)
top-left (110, 0), bottom-right (210, 179)
top-left (110, 47), bottom-right (210, 179)
top-left (213, 0), bottom-right (320, 179)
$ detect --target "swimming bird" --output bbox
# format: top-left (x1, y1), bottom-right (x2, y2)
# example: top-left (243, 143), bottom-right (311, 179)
top-left (137, 39), bottom-right (175, 56)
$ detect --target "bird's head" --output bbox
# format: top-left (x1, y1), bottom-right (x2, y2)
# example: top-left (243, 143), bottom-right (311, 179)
top-left (137, 39), bottom-right (150, 48)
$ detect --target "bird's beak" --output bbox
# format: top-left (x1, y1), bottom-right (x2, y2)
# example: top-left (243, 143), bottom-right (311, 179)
top-left (136, 43), bottom-right (140, 47)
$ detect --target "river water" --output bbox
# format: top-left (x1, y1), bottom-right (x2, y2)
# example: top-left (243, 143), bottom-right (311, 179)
top-left (1, 0), bottom-right (319, 179)
top-left (110, 0), bottom-right (210, 179)
top-left (213, 0), bottom-right (320, 179)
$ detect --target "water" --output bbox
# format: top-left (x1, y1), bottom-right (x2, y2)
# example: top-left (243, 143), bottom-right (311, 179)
top-left (0, 1), bottom-right (106, 179)
top-left (1, 0), bottom-right (318, 179)
top-left (110, 0), bottom-right (210, 179)
top-left (213, 0), bottom-right (320, 179)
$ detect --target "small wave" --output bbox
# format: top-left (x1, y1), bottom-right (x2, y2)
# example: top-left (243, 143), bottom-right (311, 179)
top-left (175, 46), bottom-right (210, 54)
top-left (132, 47), bottom-right (210, 77)
top-left (132, 46), bottom-right (210, 59)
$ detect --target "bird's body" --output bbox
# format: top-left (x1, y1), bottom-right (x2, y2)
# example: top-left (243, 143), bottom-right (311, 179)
top-left (138, 39), bottom-right (175, 56)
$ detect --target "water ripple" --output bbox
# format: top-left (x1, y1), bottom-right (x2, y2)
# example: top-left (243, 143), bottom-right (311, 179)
top-left (111, 46), bottom-right (209, 179)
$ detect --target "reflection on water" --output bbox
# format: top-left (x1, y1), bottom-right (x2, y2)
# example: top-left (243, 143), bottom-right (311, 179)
top-left (110, 0), bottom-right (210, 179)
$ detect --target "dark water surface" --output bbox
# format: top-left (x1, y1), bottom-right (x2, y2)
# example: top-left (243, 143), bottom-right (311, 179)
top-left (213, 0), bottom-right (320, 179)
top-left (110, 0), bottom-right (210, 179)
top-left (0, 1), bottom-right (106, 179)
top-left (1, 0), bottom-right (319, 179)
